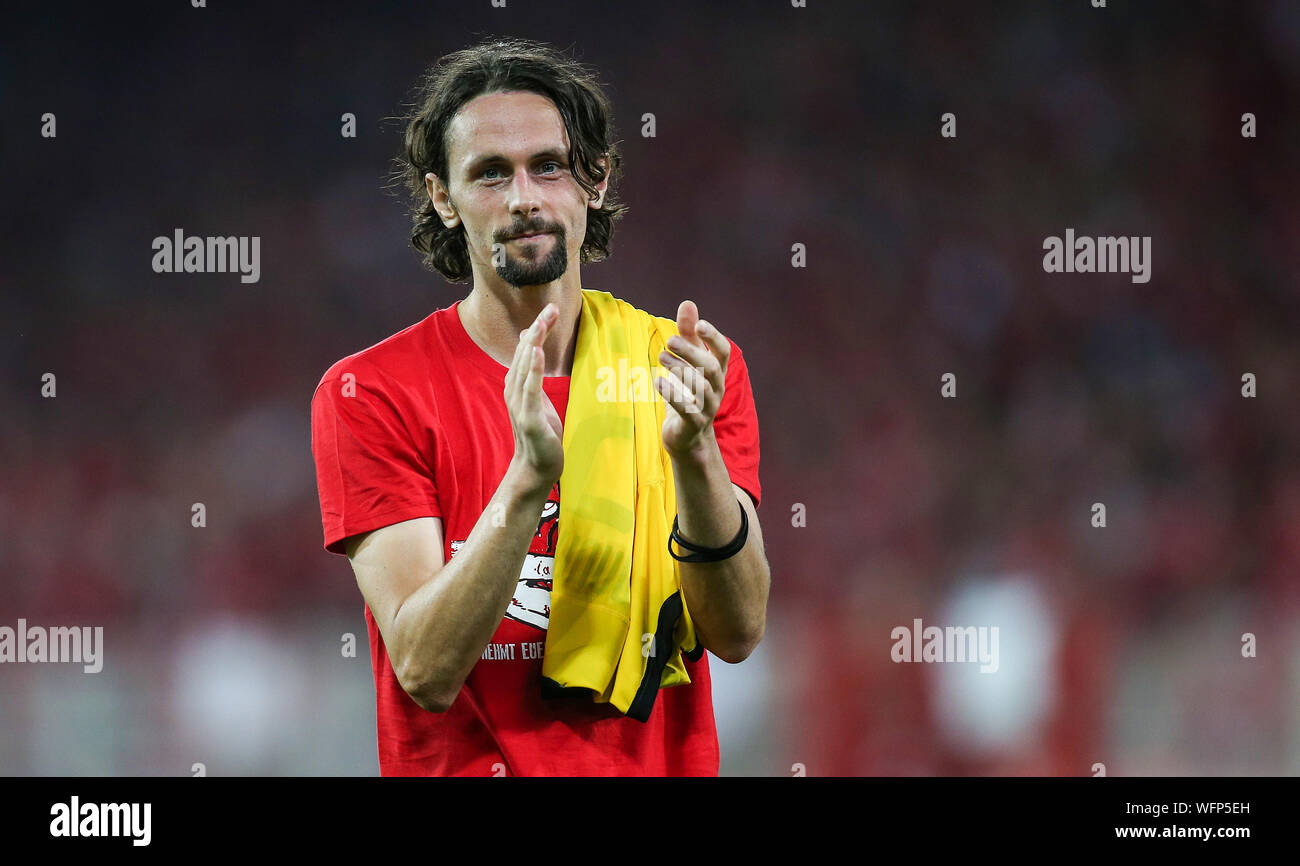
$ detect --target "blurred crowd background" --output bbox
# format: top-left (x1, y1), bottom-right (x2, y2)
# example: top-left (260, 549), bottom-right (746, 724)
top-left (2, 0), bottom-right (1297, 775)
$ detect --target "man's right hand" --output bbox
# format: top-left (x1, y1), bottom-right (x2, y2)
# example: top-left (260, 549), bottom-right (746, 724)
top-left (504, 302), bottom-right (564, 493)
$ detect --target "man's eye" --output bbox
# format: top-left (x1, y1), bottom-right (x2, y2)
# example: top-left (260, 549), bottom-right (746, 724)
top-left (539, 161), bottom-right (562, 174)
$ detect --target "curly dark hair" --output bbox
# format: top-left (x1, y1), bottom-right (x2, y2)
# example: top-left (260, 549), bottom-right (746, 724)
top-left (392, 38), bottom-right (628, 282)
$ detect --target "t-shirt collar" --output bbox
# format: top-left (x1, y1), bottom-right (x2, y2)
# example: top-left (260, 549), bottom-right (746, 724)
top-left (445, 299), bottom-right (571, 387)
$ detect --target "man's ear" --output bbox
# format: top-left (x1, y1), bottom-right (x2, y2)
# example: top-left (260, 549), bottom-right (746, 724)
top-left (426, 171), bottom-right (460, 228)
top-left (589, 155), bottom-right (609, 210)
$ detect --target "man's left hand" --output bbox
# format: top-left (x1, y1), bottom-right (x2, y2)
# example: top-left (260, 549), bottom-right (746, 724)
top-left (656, 300), bottom-right (730, 460)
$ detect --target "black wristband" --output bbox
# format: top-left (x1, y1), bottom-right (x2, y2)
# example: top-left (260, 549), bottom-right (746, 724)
top-left (669, 498), bottom-right (748, 563)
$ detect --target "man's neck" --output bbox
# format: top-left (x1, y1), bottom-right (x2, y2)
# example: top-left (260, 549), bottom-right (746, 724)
top-left (457, 277), bottom-right (582, 376)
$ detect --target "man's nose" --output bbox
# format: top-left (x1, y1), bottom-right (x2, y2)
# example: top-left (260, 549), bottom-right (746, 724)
top-left (507, 171), bottom-right (541, 217)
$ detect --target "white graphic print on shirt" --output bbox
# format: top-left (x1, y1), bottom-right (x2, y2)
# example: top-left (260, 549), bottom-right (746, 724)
top-left (448, 481), bottom-right (559, 633)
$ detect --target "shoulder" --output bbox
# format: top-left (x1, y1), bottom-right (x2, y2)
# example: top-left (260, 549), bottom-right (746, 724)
top-left (591, 289), bottom-right (748, 363)
top-left (313, 307), bottom-right (450, 400)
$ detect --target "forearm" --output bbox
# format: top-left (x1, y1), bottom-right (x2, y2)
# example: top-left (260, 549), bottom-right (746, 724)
top-left (392, 459), bottom-right (552, 707)
top-left (672, 430), bottom-right (769, 663)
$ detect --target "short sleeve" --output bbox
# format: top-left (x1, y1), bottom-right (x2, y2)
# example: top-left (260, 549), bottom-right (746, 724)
top-left (712, 338), bottom-right (761, 508)
top-left (310, 363), bottom-right (441, 555)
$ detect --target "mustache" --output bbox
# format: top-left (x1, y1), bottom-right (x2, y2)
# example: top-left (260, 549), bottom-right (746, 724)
top-left (500, 222), bottom-right (562, 240)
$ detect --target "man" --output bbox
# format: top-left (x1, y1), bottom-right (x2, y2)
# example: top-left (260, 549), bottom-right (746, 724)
top-left (310, 38), bottom-right (769, 776)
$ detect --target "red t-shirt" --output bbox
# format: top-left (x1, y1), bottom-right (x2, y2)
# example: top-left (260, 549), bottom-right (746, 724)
top-left (310, 296), bottom-right (762, 776)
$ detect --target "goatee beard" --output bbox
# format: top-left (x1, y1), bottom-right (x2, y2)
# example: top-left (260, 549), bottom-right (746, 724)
top-left (497, 227), bottom-right (569, 288)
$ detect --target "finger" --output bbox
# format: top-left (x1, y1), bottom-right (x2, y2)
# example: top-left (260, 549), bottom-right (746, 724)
top-left (657, 348), bottom-right (713, 393)
top-left (694, 319), bottom-right (731, 370)
top-left (662, 336), bottom-right (718, 372)
top-left (657, 367), bottom-right (704, 417)
top-left (534, 302), bottom-right (558, 329)
top-left (657, 372), bottom-right (701, 419)
top-left (656, 379), bottom-right (685, 424)
top-left (518, 306), bottom-right (554, 377)
top-left (669, 362), bottom-right (711, 415)
top-left (676, 300), bottom-right (699, 342)
top-left (509, 304), bottom-right (555, 398)
top-left (506, 303), bottom-right (558, 409)
top-left (505, 327), bottom-right (530, 403)
top-left (522, 344), bottom-right (545, 414)
top-left (530, 302), bottom-right (558, 345)
top-left (661, 341), bottom-right (722, 397)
